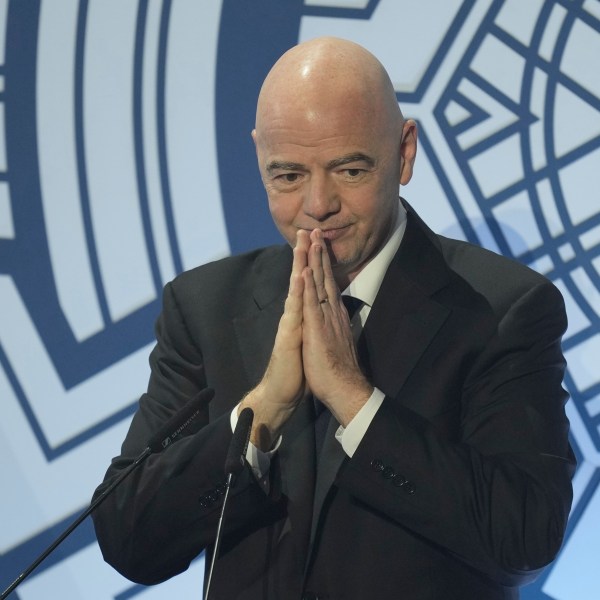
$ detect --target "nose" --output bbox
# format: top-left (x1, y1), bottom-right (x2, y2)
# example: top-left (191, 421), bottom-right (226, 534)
top-left (303, 172), bottom-right (340, 221)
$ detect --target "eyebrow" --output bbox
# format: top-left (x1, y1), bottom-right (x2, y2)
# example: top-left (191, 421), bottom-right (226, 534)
top-left (326, 153), bottom-right (375, 169)
top-left (265, 152), bottom-right (375, 175)
top-left (266, 161), bottom-right (306, 175)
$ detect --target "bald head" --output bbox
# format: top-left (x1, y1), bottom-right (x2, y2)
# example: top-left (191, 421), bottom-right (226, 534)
top-left (252, 37), bottom-right (417, 286)
top-left (255, 37), bottom-right (403, 142)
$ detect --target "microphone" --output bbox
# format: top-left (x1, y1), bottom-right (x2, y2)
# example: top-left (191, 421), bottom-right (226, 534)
top-left (204, 407), bottom-right (254, 600)
top-left (148, 390), bottom-right (211, 452)
top-left (224, 407), bottom-right (254, 478)
top-left (0, 388), bottom-right (214, 600)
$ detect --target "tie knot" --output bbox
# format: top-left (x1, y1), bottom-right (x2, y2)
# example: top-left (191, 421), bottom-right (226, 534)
top-left (342, 295), bottom-right (363, 319)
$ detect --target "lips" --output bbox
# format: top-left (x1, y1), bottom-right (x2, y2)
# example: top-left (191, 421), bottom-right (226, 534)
top-left (319, 225), bottom-right (352, 240)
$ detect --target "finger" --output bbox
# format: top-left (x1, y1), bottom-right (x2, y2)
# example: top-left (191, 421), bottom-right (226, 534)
top-left (280, 232), bottom-right (308, 336)
top-left (292, 229), bottom-right (310, 279)
top-left (308, 230), bottom-right (328, 303)
top-left (318, 234), bottom-right (341, 305)
top-left (302, 266), bottom-right (323, 316)
top-left (287, 269), bottom-right (304, 302)
top-left (280, 272), bottom-right (303, 328)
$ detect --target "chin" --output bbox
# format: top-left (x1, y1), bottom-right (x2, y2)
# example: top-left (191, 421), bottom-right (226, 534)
top-left (330, 254), bottom-right (360, 277)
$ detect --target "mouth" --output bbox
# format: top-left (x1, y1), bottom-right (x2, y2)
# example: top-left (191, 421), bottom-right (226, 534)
top-left (318, 225), bottom-right (352, 241)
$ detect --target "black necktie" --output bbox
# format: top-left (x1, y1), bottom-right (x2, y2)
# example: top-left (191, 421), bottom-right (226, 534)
top-left (342, 294), bottom-right (363, 321)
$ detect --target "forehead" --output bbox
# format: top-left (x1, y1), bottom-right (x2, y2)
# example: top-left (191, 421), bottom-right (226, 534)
top-left (256, 103), bottom-right (387, 163)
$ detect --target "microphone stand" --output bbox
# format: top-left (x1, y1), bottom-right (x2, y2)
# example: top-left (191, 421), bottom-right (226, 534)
top-left (203, 407), bottom-right (254, 600)
top-left (203, 471), bottom-right (234, 598)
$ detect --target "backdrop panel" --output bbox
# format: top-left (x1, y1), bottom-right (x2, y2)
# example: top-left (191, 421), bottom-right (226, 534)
top-left (1, 1), bottom-right (598, 598)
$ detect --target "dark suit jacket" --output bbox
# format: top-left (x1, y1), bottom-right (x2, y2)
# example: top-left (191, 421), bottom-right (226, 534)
top-left (92, 203), bottom-right (574, 599)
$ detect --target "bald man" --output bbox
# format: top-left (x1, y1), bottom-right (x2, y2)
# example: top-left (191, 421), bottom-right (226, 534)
top-left (93, 38), bottom-right (574, 599)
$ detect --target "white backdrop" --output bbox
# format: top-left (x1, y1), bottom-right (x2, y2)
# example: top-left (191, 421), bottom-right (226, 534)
top-left (1, 1), bottom-right (599, 598)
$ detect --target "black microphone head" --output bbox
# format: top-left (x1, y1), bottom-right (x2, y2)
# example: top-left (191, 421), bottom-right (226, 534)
top-left (147, 388), bottom-right (214, 453)
top-left (224, 407), bottom-right (254, 476)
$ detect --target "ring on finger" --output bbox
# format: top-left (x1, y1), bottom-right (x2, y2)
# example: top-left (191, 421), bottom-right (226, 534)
top-left (319, 297), bottom-right (329, 304)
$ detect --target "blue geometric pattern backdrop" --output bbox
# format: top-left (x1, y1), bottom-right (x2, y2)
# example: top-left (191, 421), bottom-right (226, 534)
top-left (0, 1), bottom-right (598, 598)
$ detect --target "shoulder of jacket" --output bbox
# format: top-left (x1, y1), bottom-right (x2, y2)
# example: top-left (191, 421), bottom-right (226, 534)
top-left (170, 244), bottom-right (289, 287)
top-left (438, 235), bottom-right (561, 313)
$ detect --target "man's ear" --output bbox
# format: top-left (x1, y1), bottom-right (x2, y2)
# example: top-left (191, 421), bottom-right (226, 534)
top-left (399, 119), bottom-right (418, 186)
top-left (251, 129), bottom-right (257, 146)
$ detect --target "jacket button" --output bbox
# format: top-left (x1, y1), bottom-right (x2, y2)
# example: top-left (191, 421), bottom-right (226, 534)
top-left (393, 475), bottom-right (408, 487)
top-left (382, 466), bottom-right (395, 479)
top-left (370, 459), bottom-right (384, 472)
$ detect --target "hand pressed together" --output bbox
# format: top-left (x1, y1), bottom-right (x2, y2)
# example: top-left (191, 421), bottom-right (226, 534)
top-left (240, 229), bottom-right (373, 450)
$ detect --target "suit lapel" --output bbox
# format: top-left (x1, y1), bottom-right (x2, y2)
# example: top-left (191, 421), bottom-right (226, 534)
top-left (232, 247), bottom-right (291, 388)
top-left (363, 277), bottom-right (450, 400)
top-left (364, 204), bottom-right (452, 398)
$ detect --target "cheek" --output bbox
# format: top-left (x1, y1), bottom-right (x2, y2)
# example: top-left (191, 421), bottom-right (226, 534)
top-left (349, 195), bottom-right (380, 228)
top-left (268, 197), bottom-right (294, 223)
top-left (352, 194), bottom-right (394, 239)
top-left (268, 196), bottom-right (299, 240)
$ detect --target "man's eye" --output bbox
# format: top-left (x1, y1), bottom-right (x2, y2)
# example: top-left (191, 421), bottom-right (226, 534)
top-left (277, 173), bottom-right (299, 183)
top-left (343, 168), bottom-right (366, 179)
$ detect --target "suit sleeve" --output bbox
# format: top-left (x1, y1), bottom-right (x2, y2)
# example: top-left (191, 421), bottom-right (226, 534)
top-left (336, 280), bottom-right (575, 586)
top-left (91, 281), bottom-right (276, 585)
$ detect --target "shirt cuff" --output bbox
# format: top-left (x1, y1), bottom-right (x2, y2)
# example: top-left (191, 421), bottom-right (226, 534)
top-left (335, 387), bottom-right (385, 458)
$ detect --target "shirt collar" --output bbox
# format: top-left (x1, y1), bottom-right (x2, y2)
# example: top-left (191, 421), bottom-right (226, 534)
top-left (342, 201), bottom-right (407, 307)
